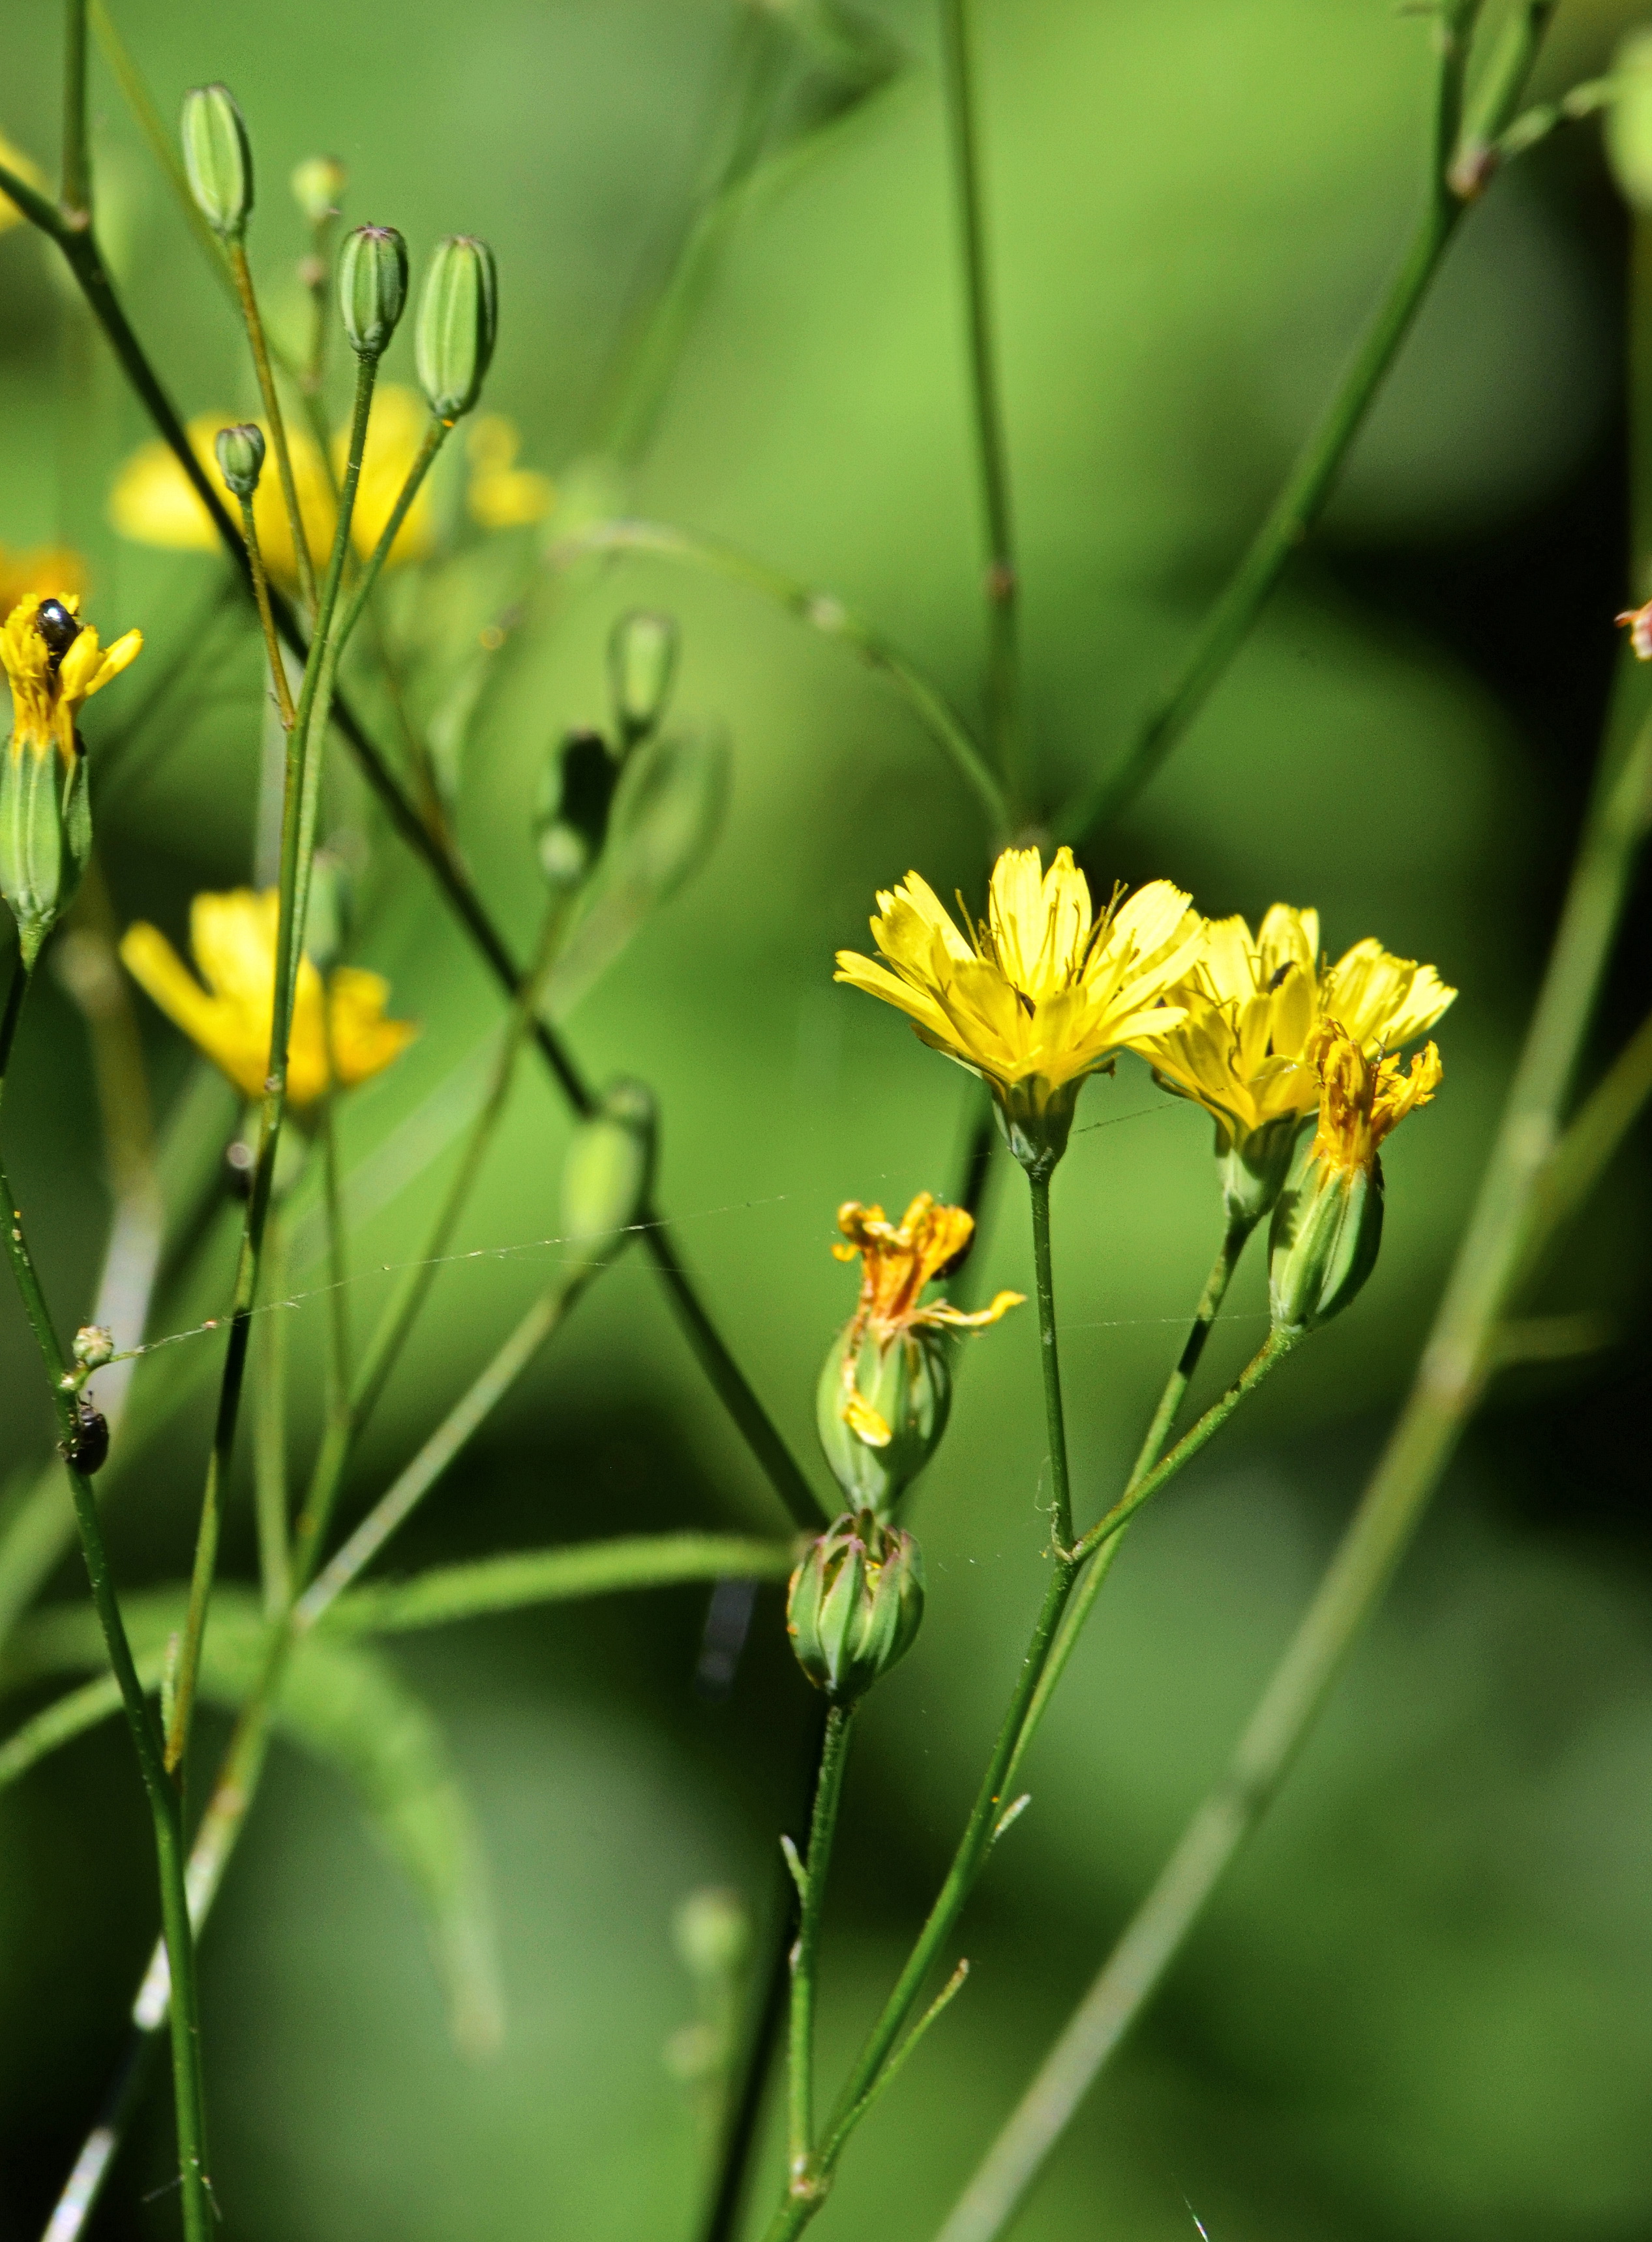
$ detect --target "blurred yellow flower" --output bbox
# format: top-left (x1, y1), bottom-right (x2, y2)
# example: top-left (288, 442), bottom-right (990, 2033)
top-left (120, 888), bottom-right (415, 1110)
top-left (0, 542), bottom-right (87, 622)
top-left (1134, 904), bottom-right (1455, 1145)
top-left (466, 416), bottom-right (554, 530)
top-left (3, 593), bottom-right (142, 766)
top-left (1308, 1020), bottom-right (1443, 1178)
top-left (835, 845), bottom-right (1202, 1169)
top-left (109, 385), bottom-right (436, 582)
top-left (0, 134), bottom-right (48, 235)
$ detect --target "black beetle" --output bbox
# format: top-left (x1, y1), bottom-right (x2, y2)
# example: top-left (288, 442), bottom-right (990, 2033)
top-left (59, 1398), bottom-right (110, 1476)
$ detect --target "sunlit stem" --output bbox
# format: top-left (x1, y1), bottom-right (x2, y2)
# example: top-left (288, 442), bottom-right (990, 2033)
top-left (787, 1702), bottom-right (855, 2183)
top-left (228, 238), bottom-right (319, 614)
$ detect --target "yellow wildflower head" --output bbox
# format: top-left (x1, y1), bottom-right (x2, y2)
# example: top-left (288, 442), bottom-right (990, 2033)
top-left (835, 845), bottom-right (1203, 1174)
top-left (466, 415), bottom-right (554, 530)
top-left (1130, 903), bottom-right (1454, 1224)
top-left (120, 888), bottom-right (416, 1113)
top-left (3, 593), bottom-right (143, 768)
top-left (1306, 1019), bottom-right (1443, 1178)
top-left (818, 1191), bottom-right (1022, 1514)
top-left (1268, 1021), bottom-right (1443, 1335)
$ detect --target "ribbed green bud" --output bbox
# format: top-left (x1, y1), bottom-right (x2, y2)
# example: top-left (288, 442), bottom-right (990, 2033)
top-left (214, 422), bottom-right (265, 498)
top-left (787, 1511), bottom-right (925, 1702)
top-left (1214, 1112), bottom-right (1302, 1233)
top-left (415, 235), bottom-right (498, 421)
top-left (290, 154), bottom-right (347, 226)
top-left (1268, 1154), bottom-right (1384, 1335)
top-left (338, 224), bottom-right (409, 360)
top-left (181, 84), bottom-right (253, 241)
top-left (536, 728), bottom-right (619, 889)
top-left (560, 1079), bottom-right (656, 1268)
top-left (0, 741), bottom-right (90, 968)
top-left (608, 610), bottom-right (679, 748)
top-left (815, 1323), bottom-right (951, 1518)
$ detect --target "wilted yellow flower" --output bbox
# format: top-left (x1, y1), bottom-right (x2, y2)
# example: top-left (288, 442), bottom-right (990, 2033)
top-left (1131, 904), bottom-right (1454, 1220)
top-left (0, 134), bottom-right (48, 236)
top-left (3, 594), bottom-right (142, 767)
top-left (120, 888), bottom-right (415, 1111)
top-left (1307, 1020), bottom-right (1442, 1176)
top-left (835, 845), bottom-right (1203, 1171)
top-left (818, 1193), bottom-right (1021, 1511)
top-left (110, 385), bottom-right (436, 582)
top-left (466, 415), bottom-right (554, 529)
top-left (0, 542), bottom-right (86, 618)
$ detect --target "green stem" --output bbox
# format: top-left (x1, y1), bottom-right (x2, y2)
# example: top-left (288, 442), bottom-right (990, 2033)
top-left (228, 238), bottom-right (319, 614)
top-left (938, 0), bottom-right (1021, 815)
top-left (166, 351), bottom-right (380, 1772)
top-left (238, 492), bottom-right (297, 730)
top-left (1009, 1213), bottom-right (1254, 1791)
top-left (0, 990), bottom-right (211, 2241)
top-left (1054, 1), bottom-right (1553, 847)
top-left (546, 518), bottom-right (1002, 831)
top-left (787, 1702), bottom-right (855, 2185)
top-left (61, 0), bottom-right (91, 220)
top-left (252, 1209), bottom-right (291, 1618)
top-left (331, 416), bottom-right (450, 654)
top-left (1026, 1169), bottom-right (1074, 1555)
top-left (931, 642), bottom-right (1651, 2242)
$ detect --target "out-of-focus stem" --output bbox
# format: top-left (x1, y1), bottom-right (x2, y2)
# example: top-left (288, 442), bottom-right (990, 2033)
top-left (228, 239), bottom-right (319, 613)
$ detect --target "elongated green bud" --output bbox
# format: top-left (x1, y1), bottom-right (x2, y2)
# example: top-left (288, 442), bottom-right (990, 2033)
top-left (536, 728), bottom-right (619, 889)
top-left (415, 235), bottom-right (498, 421)
top-left (291, 154), bottom-right (346, 226)
top-left (1268, 1155), bottom-right (1384, 1335)
top-left (0, 743), bottom-right (79, 965)
top-left (560, 1079), bottom-right (656, 1268)
top-left (787, 1511), bottom-right (925, 1701)
top-left (1214, 1112), bottom-right (1302, 1233)
top-left (608, 610), bottom-right (679, 748)
top-left (181, 84), bottom-right (253, 240)
top-left (338, 224), bottom-right (409, 360)
top-left (815, 1323), bottom-right (951, 1518)
top-left (214, 422), bottom-right (265, 498)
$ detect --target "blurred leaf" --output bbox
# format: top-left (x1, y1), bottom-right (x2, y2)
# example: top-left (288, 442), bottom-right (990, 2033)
top-left (1, 1589), bottom-right (501, 2055)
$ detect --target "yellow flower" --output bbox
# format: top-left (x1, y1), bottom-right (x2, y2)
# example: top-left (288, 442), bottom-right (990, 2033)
top-left (0, 541), bottom-right (86, 618)
top-left (0, 134), bottom-right (48, 236)
top-left (835, 844), bottom-right (1203, 1171)
top-left (1307, 1019), bottom-right (1443, 1178)
top-left (1135, 903), bottom-right (1454, 1142)
top-left (466, 416), bottom-right (554, 530)
top-left (818, 1193), bottom-right (1021, 1511)
top-left (3, 593), bottom-right (142, 768)
top-left (109, 386), bottom-right (436, 582)
top-left (120, 888), bottom-right (416, 1111)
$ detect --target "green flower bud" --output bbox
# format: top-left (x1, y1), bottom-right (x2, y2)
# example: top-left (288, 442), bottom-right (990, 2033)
top-left (536, 728), bottom-right (619, 890)
top-left (560, 1079), bottom-right (656, 1268)
top-left (338, 224), bottom-right (409, 360)
top-left (181, 84), bottom-right (253, 241)
top-left (1214, 1112), bottom-right (1302, 1233)
top-left (787, 1511), bottom-right (925, 1702)
top-left (72, 1323), bottom-right (115, 1373)
top-left (415, 235), bottom-right (499, 421)
top-left (815, 1321), bottom-right (952, 1518)
top-left (1267, 1154), bottom-right (1384, 1336)
top-left (214, 422), bottom-right (265, 499)
top-left (608, 610), bottom-right (679, 748)
top-left (290, 154), bottom-right (346, 227)
top-left (0, 733), bottom-right (90, 968)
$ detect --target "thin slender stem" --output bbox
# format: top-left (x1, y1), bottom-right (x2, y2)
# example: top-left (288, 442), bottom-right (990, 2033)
top-left (1008, 1213), bottom-right (1255, 1791)
top-left (546, 518), bottom-right (1002, 831)
top-left (788, 1702), bottom-right (855, 2186)
top-left (237, 492), bottom-right (297, 729)
top-left (1055, 1), bottom-right (1555, 847)
top-left (228, 238), bottom-right (319, 614)
top-left (61, 0), bottom-right (91, 221)
top-left (0, 978), bottom-right (211, 2241)
top-left (252, 1210), bottom-right (291, 1618)
top-left (332, 416), bottom-right (449, 655)
top-left (938, 0), bottom-right (1021, 813)
top-left (932, 676), bottom-right (1652, 2242)
top-left (166, 351), bottom-right (380, 1772)
top-left (1027, 1169), bottom-right (1074, 1555)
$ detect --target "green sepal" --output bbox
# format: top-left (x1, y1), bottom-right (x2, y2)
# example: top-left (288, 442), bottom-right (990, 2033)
top-left (1215, 1111), bottom-right (1304, 1231)
top-left (0, 738), bottom-right (90, 968)
top-left (786, 1511), bottom-right (925, 1701)
top-left (815, 1322), bottom-right (952, 1518)
top-left (1268, 1152), bottom-right (1385, 1334)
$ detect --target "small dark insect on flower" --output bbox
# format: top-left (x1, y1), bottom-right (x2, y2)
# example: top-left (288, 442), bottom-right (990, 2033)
top-left (35, 599), bottom-right (82, 668)
top-left (59, 1398), bottom-right (110, 1476)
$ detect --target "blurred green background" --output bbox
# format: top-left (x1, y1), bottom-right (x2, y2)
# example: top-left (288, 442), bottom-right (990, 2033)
top-left (3, 1), bottom-right (1652, 2237)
